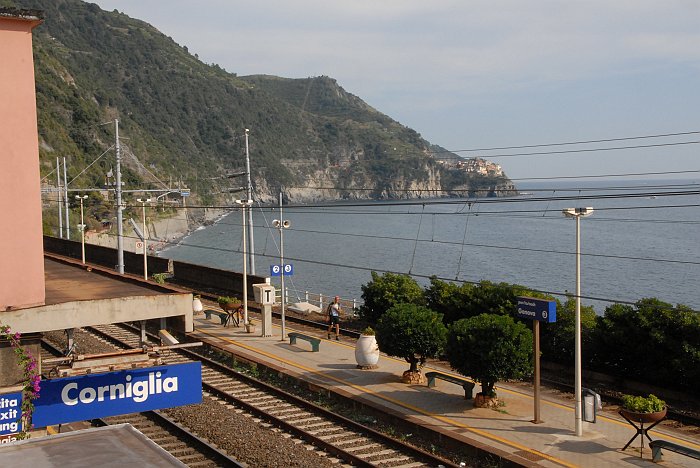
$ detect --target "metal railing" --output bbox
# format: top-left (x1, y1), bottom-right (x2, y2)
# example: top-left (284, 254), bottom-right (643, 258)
top-left (275, 288), bottom-right (360, 318)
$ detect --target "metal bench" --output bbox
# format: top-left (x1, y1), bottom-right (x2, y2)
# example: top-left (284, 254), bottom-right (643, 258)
top-left (650, 440), bottom-right (700, 463)
top-left (288, 332), bottom-right (320, 352)
top-left (425, 371), bottom-right (475, 399)
top-left (204, 308), bottom-right (230, 326)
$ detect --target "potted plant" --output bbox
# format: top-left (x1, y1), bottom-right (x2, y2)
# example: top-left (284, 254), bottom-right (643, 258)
top-left (217, 296), bottom-right (241, 311)
top-left (446, 314), bottom-right (533, 408)
top-left (355, 326), bottom-right (380, 369)
top-left (245, 319), bottom-right (256, 334)
top-left (619, 394), bottom-right (667, 423)
top-left (375, 304), bottom-right (447, 384)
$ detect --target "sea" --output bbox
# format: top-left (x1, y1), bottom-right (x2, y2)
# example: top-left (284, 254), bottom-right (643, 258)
top-left (160, 179), bottom-right (700, 314)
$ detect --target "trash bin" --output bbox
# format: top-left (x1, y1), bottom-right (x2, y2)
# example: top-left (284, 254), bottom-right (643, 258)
top-left (582, 388), bottom-right (601, 423)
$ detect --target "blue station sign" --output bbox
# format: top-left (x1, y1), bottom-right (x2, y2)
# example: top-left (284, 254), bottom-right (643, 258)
top-left (0, 392), bottom-right (22, 436)
top-left (516, 297), bottom-right (557, 323)
top-left (32, 362), bottom-right (202, 428)
top-left (270, 264), bottom-right (294, 277)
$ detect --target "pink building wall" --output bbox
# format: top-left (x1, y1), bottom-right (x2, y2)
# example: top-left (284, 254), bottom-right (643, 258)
top-left (0, 12), bottom-right (45, 311)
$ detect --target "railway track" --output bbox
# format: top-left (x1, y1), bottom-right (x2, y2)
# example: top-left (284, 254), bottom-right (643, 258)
top-left (82, 323), bottom-right (458, 467)
top-left (40, 338), bottom-right (243, 467)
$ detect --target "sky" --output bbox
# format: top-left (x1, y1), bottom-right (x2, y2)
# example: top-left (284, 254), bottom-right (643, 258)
top-left (91, 0), bottom-right (700, 181)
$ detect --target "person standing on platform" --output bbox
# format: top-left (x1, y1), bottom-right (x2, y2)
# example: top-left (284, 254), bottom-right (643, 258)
top-left (327, 296), bottom-right (341, 340)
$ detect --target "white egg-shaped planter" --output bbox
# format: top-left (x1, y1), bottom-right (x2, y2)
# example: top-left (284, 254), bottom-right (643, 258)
top-left (355, 334), bottom-right (379, 369)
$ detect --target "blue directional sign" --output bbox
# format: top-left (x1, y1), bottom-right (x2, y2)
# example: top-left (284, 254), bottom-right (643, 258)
top-left (270, 264), bottom-right (294, 276)
top-left (516, 297), bottom-right (556, 323)
top-left (0, 392), bottom-right (22, 436)
top-left (32, 362), bottom-right (202, 428)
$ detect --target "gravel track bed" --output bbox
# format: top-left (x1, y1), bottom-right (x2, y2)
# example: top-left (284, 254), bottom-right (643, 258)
top-left (42, 330), bottom-right (339, 467)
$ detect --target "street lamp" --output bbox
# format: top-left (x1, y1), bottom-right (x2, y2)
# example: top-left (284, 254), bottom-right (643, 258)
top-left (562, 206), bottom-right (594, 437)
top-left (236, 199), bottom-right (253, 325)
top-left (272, 193), bottom-right (291, 339)
top-left (75, 195), bottom-right (88, 264)
top-left (137, 198), bottom-right (151, 281)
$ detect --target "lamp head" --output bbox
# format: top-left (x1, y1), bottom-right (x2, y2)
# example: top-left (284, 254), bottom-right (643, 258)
top-left (282, 220), bottom-right (291, 229)
top-left (272, 219), bottom-right (281, 228)
top-left (562, 207), bottom-right (594, 218)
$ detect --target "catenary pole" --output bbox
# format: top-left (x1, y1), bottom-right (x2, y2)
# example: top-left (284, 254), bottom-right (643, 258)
top-left (115, 119), bottom-right (124, 274)
top-left (279, 192), bottom-right (286, 339)
top-left (63, 157), bottom-right (70, 239)
top-left (56, 157), bottom-right (63, 238)
top-left (244, 129), bottom-right (255, 274)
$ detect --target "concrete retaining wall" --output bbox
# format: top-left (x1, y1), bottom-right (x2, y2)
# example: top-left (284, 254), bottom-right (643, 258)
top-left (43, 236), bottom-right (265, 299)
top-left (43, 236), bottom-right (169, 276)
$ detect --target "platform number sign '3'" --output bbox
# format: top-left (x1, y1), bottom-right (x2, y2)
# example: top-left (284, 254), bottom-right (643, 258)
top-left (270, 264), bottom-right (294, 276)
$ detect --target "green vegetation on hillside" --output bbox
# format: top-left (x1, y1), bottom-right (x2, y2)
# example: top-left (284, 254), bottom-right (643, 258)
top-left (11, 0), bottom-right (515, 217)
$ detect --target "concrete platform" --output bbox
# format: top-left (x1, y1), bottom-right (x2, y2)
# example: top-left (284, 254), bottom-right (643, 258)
top-left (189, 315), bottom-right (700, 468)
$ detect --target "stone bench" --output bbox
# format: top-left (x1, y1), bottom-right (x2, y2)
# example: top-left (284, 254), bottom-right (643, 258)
top-left (650, 440), bottom-right (700, 463)
top-left (204, 308), bottom-right (230, 326)
top-left (288, 332), bottom-right (320, 352)
top-left (425, 371), bottom-right (475, 399)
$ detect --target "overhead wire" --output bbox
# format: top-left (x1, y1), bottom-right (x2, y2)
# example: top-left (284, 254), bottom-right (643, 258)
top-left (43, 224), bottom-right (699, 314)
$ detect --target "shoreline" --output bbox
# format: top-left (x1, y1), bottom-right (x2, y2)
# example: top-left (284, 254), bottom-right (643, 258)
top-left (85, 207), bottom-right (228, 255)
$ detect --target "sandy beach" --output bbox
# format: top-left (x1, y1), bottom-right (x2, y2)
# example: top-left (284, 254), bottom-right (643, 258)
top-left (85, 207), bottom-right (227, 254)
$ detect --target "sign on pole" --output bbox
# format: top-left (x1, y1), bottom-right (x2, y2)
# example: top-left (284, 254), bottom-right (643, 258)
top-left (135, 241), bottom-right (144, 254)
top-left (517, 296), bottom-right (557, 424)
top-left (270, 264), bottom-right (294, 277)
top-left (32, 362), bottom-right (202, 428)
top-left (517, 297), bottom-right (556, 323)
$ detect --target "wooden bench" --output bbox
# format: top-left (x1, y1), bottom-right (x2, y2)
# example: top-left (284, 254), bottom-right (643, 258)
top-left (288, 332), bottom-right (320, 352)
top-left (650, 440), bottom-right (700, 463)
top-left (204, 309), bottom-right (230, 326)
top-left (425, 371), bottom-right (475, 399)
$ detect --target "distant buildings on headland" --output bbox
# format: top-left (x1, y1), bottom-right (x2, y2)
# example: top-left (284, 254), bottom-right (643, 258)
top-left (437, 157), bottom-right (504, 176)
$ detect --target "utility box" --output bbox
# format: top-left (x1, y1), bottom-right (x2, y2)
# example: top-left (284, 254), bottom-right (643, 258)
top-left (253, 283), bottom-right (276, 305)
top-left (253, 283), bottom-right (275, 337)
top-left (582, 388), bottom-right (602, 423)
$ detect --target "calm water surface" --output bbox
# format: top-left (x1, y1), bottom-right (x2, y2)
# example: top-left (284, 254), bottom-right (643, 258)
top-left (161, 180), bottom-right (700, 313)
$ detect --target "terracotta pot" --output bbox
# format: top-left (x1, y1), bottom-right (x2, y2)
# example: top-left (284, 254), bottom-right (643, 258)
top-left (401, 370), bottom-right (426, 385)
top-left (474, 392), bottom-right (499, 408)
top-left (355, 335), bottom-right (379, 369)
top-left (619, 407), bottom-right (667, 424)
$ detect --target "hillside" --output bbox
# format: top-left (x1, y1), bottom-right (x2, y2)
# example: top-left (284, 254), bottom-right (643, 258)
top-left (9, 0), bottom-right (516, 207)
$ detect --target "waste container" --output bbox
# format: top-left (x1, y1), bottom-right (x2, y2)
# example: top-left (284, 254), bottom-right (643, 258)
top-left (582, 388), bottom-right (602, 423)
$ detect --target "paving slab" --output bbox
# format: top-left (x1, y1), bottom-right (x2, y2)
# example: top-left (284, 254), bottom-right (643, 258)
top-left (190, 316), bottom-right (700, 468)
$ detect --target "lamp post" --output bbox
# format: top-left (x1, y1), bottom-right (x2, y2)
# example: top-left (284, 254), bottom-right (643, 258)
top-left (137, 198), bottom-right (151, 281)
top-left (562, 206), bottom-right (594, 437)
top-left (272, 193), bottom-right (291, 339)
top-left (75, 195), bottom-right (88, 264)
top-left (236, 198), bottom-right (253, 325)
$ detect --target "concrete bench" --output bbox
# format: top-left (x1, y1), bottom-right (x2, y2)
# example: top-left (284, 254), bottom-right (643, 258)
top-left (425, 371), bottom-right (475, 399)
top-left (204, 308), bottom-right (230, 326)
top-left (288, 332), bottom-right (320, 352)
top-left (650, 440), bottom-right (700, 463)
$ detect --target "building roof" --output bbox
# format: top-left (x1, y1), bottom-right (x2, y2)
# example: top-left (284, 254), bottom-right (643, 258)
top-left (0, 424), bottom-right (186, 467)
top-left (0, 8), bottom-right (44, 22)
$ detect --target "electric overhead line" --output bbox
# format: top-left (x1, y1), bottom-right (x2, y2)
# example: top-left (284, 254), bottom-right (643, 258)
top-left (433, 130), bottom-right (700, 155)
top-left (47, 226), bottom-right (698, 314)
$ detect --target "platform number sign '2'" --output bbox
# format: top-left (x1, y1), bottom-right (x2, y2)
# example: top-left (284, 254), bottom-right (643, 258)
top-left (270, 264), bottom-right (294, 277)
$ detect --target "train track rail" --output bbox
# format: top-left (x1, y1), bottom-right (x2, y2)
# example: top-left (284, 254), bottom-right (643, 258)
top-left (82, 323), bottom-right (459, 467)
top-left (40, 338), bottom-right (243, 467)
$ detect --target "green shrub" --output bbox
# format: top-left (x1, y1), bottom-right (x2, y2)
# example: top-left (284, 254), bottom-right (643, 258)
top-left (361, 326), bottom-right (375, 336)
top-left (217, 296), bottom-right (241, 308)
top-left (375, 303), bottom-right (446, 373)
top-left (621, 394), bottom-right (665, 413)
